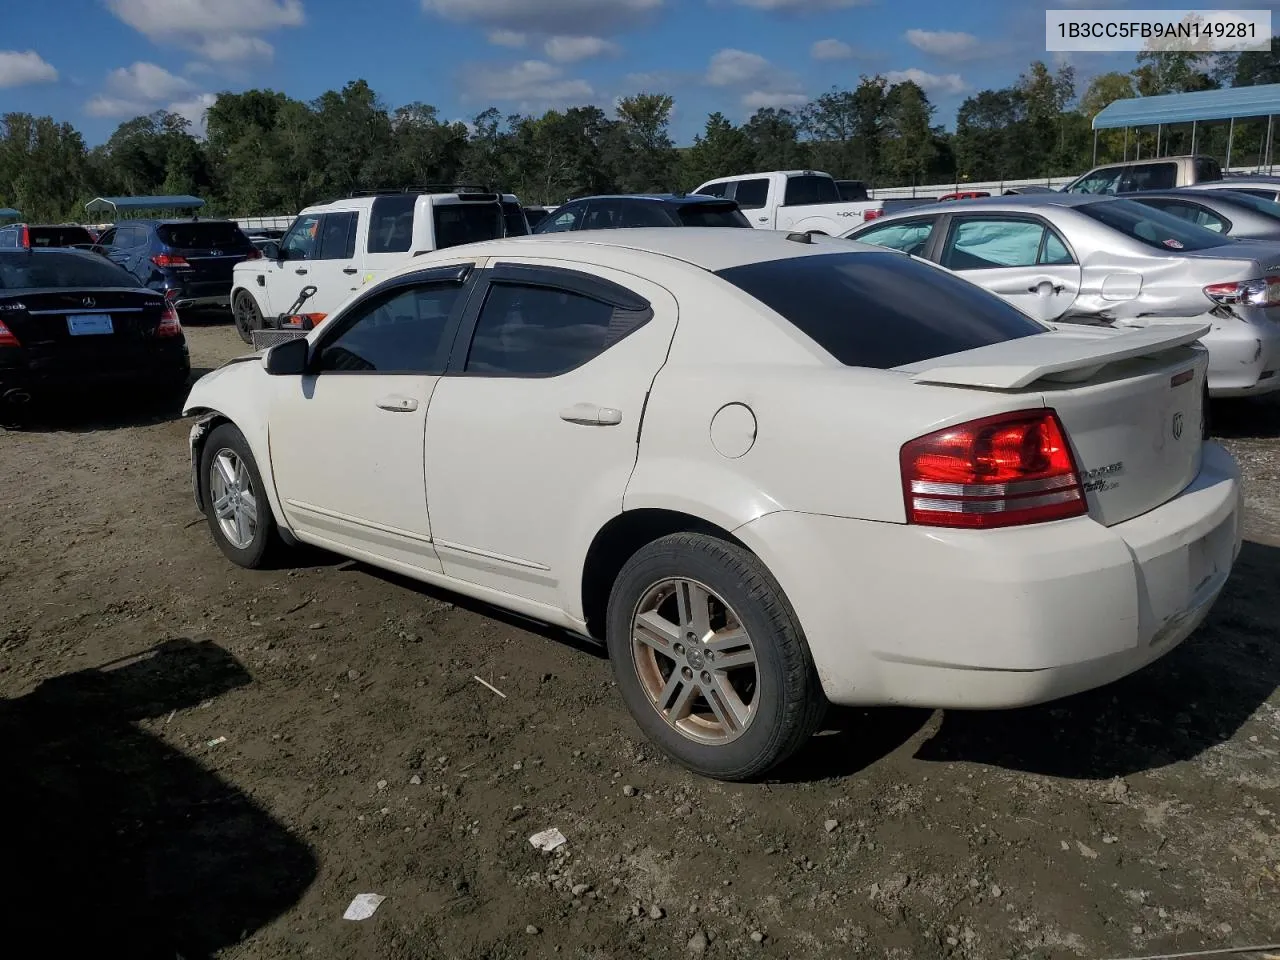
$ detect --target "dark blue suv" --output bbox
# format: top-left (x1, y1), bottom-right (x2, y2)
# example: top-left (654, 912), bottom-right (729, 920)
top-left (91, 219), bottom-right (258, 312)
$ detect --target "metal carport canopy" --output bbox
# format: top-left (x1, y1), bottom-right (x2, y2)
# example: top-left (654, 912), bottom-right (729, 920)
top-left (1093, 83), bottom-right (1280, 129)
top-left (0, 208), bottom-right (21, 219)
top-left (84, 195), bottom-right (206, 216)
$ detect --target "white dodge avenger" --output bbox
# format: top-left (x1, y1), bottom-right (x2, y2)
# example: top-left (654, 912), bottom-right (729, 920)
top-left (184, 228), bottom-right (1242, 780)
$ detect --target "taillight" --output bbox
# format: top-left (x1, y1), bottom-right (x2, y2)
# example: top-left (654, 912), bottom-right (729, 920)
top-left (19, 226), bottom-right (29, 249)
top-left (900, 409), bottom-right (1086, 529)
top-left (156, 301), bottom-right (182, 337)
top-left (151, 253), bottom-right (188, 267)
top-left (863, 209), bottom-right (884, 221)
top-left (1204, 275), bottom-right (1280, 308)
top-left (0, 319), bottom-right (19, 347)
top-left (282, 312), bottom-right (326, 329)
top-left (245, 247), bottom-right (262, 259)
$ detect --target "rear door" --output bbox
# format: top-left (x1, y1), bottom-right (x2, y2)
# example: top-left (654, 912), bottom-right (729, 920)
top-left (938, 214), bottom-right (1082, 322)
top-left (363, 195), bottom-right (415, 285)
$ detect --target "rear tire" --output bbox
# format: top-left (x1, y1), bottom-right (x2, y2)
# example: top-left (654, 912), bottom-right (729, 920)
top-left (200, 423), bottom-right (285, 568)
top-left (605, 532), bottom-right (827, 781)
top-left (232, 291), bottom-right (262, 345)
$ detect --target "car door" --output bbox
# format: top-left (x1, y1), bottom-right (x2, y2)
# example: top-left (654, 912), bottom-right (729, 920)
top-left (423, 260), bottom-right (679, 610)
top-left (937, 215), bottom-right (1082, 322)
top-left (262, 213), bottom-right (322, 317)
top-left (267, 262), bottom-right (477, 571)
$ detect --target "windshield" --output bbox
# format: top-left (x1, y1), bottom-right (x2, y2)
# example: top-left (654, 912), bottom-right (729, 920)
top-left (157, 222), bottom-right (250, 249)
top-left (433, 202), bottom-right (504, 250)
top-left (715, 251), bottom-right (1044, 369)
top-left (1079, 199), bottom-right (1230, 252)
top-left (28, 226), bottom-right (95, 248)
top-left (678, 204), bottom-right (751, 228)
top-left (0, 251), bottom-right (142, 290)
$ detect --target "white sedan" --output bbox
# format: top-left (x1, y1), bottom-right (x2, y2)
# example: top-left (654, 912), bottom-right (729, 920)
top-left (184, 229), bottom-right (1243, 781)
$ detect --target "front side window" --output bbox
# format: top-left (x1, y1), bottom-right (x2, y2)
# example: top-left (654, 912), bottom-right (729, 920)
top-left (535, 202), bottom-right (586, 234)
top-left (317, 281), bottom-right (464, 373)
top-left (853, 218), bottom-right (936, 257)
top-left (714, 251), bottom-right (1045, 369)
top-left (733, 179), bottom-right (770, 210)
top-left (281, 214), bottom-right (321, 261)
top-left (316, 212), bottom-right (358, 260)
top-left (941, 218), bottom-right (1074, 270)
top-left (464, 282), bottom-right (649, 376)
top-left (1067, 167), bottom-right (1122, 195)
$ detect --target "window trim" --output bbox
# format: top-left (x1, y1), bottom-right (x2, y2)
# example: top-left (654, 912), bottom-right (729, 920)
top-left (444, 262), bottom-right (655, 379)
top-left (850, 216), bottom-right (939, 257)
top-left (306, 263), bottom-right (476, 376)
top-left (937, 213), bottom-right (1079, 270)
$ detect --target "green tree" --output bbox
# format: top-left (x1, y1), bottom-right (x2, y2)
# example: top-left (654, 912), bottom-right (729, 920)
top-left (881, 80), bottom-right (936, 186)
top-left (1081, 72), bottom-right (1137, 163)
top-left (680, 112), bottom-right (755, 189)
top-left (613, 93), bottom-right (677, 191)
top-left (954, 89), bottom-right (1026, 181)
top-left (742, 108), bottom-right (807, 172)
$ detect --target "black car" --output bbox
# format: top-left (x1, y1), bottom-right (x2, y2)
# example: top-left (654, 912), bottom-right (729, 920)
top-left (0, 248), bottom-right (190, 411)
top-left (90, 219), bottom-right (259, 312)
top-left (0, 222), bottom-right (97, 249)
top-left (533, 194), bottom-right (751, 233)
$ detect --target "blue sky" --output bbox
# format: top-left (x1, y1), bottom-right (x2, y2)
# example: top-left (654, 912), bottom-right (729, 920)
top-left (0, 0), bottom-right (1260, 145)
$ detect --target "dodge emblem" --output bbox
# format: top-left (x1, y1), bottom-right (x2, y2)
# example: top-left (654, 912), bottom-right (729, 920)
top-left (1172, 412), bottom-right (1184, 440)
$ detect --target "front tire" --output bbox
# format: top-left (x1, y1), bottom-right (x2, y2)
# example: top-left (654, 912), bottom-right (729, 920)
top-left (232, 291), bottom-right (262, 345)
top-left (200, 423), bottom-right (284, 568)
top-left (605, 533), bottom-right (827, 781)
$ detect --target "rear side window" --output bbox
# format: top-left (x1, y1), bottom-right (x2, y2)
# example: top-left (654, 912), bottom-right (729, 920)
top-left (465, 282), bottom-right (649, 376)
top-left (157, 222), bottom-right (248, 249)
top-left (714, 252), bottom-right (1044, 369)
top-left (733, 179), bottom-right (770, 210)
top-left (784, 175), bottom-right (839, 206)
top-left (1080, 199), bottom-right (1227, 252)
top-left (0, 251), bottom-right (142, 290)
top-left (1234, 187), bottom-right (1280, 201)
top-left (28, 226), bottom-right (95, 248)
top-left (317, 212), bottom-right (358, 260)
top-left (618, 200), bottom-right (673, 228)
top-left (433, 202), bottom-right (504, 250)
top-left (1117, 162), bottom-right (1177, 192)
top-left (1132, 198), bottom-right (1227, 234)
top-left (502, 201), bottom-right (529, 237)
top-left (677, 204), bottom-right (750, 228)
top-left (854, 218), bottom-right (935, 256)
top-left (1215, 190), bottom-right (1280, 219)
top-left (583, 200), bottom-right (624, 230)
top-left (1196, 157), bottom-right (1223, 182)
top-left (368, 195), bottom-right (416, 253)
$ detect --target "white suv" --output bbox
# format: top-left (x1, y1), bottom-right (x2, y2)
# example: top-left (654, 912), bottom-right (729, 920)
top-left (230, 188), bottom-right (528, 343)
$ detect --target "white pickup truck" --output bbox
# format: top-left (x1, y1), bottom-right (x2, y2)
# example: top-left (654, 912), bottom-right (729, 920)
top-left (692, 170), bottom-right (888, 235)
top-left (230, 188), bottom-right (528, 343)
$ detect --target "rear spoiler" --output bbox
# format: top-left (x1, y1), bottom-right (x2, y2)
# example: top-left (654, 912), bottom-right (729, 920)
top-left (899, 322), bottom-right (1210, 390)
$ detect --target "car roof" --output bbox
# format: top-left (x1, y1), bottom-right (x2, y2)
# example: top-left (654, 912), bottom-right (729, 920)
top-left (440, 227), bottom-right (869, 273)
top-left (862, 193), bottom-right (1106, 218)
top-left (567, 194), bottom-right (734, 206)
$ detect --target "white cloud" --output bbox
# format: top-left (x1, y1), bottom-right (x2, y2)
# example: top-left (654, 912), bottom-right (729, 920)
top-left (728, 0), bottom-right (872, 9)
top-left (706, 49), bottom-right (775, 87)
top-left (742, 91), bottom-right (809, 109)
top-left (488, 29), bottom-right (527, 47)
top-left (544, 35), bottom-right (620, 62)
top-left (459, 59), bottom-right (594, 108)
top-left (623, 69), bottom-right (690, 89)
top-left (105, 0), bottom-right (303, 62)
top-left (0, 50), bottom-right (58, 88)
top-left (811, 38), bottom-right (853, 61)
top-left (885, 67), bottom-right (968, 95)
top-left (169, 92), bottom-right (217, 136)
top-left (422, 0), bottom-right (662, 33)
top-left (103, 62), bottom-right (194, 101)
top-left (85, 96), bottom-right (149, 118)
top-left (84, 61), bottom-right (214, 124)
top-left (905, 29), bottom-right (984, 60)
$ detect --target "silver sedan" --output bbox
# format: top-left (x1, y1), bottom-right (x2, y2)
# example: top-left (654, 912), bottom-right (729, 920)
top-left (842, 194), bottom-right (1280, 398)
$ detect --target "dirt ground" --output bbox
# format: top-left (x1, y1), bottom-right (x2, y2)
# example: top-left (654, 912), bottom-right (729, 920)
top-left (2, 320), bottom-right (1279, 960)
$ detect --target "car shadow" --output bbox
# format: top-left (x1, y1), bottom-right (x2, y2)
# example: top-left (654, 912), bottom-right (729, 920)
top-left (0, 638), bottom-right (318, 958)
top-left (768, 705), bottom-right (933, 784)
top-left (912, 539), bottom-right (1280, 779)
top-left (2, 389), bottom-right (189, 434)
top-left (1210, 394), bottom-right (1280, 439)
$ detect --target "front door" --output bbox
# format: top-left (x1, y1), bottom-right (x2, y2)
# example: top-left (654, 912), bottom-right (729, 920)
top-left (267, 264), bottom-right (476, 572)
top-left (267, 212), bottom-right (322, 320)
top-left (424, 260), bottom-right (679, 611)
top-left (938, 215), bottom-right (1083, 322)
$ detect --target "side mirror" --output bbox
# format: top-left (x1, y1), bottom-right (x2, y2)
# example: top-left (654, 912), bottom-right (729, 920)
top-left (262, 240), bottom-right (281, 260)
top-left (263, 336), bottom-right (310, 376)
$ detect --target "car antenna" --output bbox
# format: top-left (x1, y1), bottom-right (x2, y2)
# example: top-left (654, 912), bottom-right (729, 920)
top-left (785, 231), bottom-right (813, 244)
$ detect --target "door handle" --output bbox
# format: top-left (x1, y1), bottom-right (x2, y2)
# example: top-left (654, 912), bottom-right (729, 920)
top-left (560, 402), bottom-right (623, 426)
top-left (376, 396), bottom-right (418, 412)
top-left (757, 217), bottom-right (769, 223)
top-left (343, 267), bottom-right (359, 275)
top-left (295, 268), bottom-right (309, 275)
top-left (1028, 282), bottom-right (1065, 295)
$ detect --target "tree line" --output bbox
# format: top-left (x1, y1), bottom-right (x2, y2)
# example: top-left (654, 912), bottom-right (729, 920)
top-left (2, 42), bottom-right (1278, 223)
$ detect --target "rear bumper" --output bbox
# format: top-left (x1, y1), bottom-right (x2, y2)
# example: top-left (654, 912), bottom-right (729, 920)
top-left (156, 278), bottom-right (232, 311)
top-left (172, 295), bottom-right (230, 311)
top-left (1202, 313), bottom-right (1280, 397)
top-left (0, 344), bottom-right (190, 394)
top-left (734, 442), bottom-right (1243, 709)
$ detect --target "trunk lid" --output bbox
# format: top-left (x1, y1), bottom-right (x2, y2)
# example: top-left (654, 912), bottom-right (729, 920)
top-left (156, 222), bottom-right (253, 282)
top-left (3, 287), bottom-right (166, 347)
top-left (900, 323), bottom-right (1209, 526)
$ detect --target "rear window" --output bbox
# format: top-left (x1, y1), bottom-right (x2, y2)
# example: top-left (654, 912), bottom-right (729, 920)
top-left (157, 222), bottom-right (248, 249)
top-left (784, 175), bottom-right (840, 206)
top-left (1079, 199), bottom-right (1229, 252)
top-left (715, 251), bottom-right (1044, 369)
top-left (28, 226), bottom-right (95, 248)
top-left (503, 201), bottom-right (529, 237)
top-left (433, 202), bottom-right (504, 250)
top-left (677, 203), bottom-right (750, 228)
top-left (0, 251), bottom-right (141, 290)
